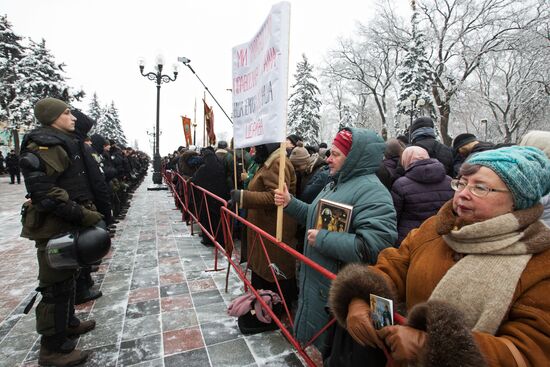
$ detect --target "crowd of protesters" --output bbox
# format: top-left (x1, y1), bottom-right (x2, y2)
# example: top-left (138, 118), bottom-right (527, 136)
top-left (163, 117), bottom-right (550, 367)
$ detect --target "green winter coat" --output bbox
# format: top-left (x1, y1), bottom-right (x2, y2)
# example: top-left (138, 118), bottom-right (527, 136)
top-left (285, 128), bottom-right (397, 350)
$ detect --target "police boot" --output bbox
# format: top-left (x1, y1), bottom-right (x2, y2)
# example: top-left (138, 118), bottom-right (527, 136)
top-left (66, 319), bottom-right (96, 336)
top-left (41, 334), bottom-right (78, 354)
top-left (75, 270), bottom-right (102, 305)
top-left (38, 344), bottom-right (89, 366)
top-left (74, 286), bottom-right (102, 305)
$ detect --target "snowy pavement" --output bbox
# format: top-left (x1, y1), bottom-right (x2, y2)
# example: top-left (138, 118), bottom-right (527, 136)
top-left (0, 174), bottom-right (308, 366)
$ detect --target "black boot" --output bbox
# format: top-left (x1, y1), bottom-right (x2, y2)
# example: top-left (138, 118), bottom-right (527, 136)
top-left (75, 269), bottom-right (101, 304)
top-left (75, 287), bottom-right (102, 305)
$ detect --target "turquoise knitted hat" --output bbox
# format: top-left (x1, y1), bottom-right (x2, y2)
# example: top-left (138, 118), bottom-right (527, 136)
top-left (466, 146), bottom-right (550, 210)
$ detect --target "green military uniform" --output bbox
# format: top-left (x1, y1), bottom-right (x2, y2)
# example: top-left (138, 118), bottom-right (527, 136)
top-left (21, 139), bottom-right (101, 344)
top-left (21, 97), bottom-right (102, 366)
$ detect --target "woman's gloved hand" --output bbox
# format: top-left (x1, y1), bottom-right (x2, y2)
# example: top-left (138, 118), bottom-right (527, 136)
top-left (377, 325), bottom-right (427, 362)
top-left (346, 298), bottom-right (385, 350)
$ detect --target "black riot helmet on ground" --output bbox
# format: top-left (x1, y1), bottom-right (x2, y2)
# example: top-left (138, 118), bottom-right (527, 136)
top-left (46, 226), bottom-right (111, 269)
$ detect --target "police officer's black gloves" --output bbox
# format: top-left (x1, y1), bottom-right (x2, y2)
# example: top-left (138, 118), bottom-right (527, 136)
top-left (54, 201), bottom-right (84, 224)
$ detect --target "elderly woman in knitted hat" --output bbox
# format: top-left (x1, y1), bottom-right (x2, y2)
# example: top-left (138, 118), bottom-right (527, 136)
top-left (329, 146), bottom-right (550, 366)
top-left (274, 128), bottom-right (397, 353)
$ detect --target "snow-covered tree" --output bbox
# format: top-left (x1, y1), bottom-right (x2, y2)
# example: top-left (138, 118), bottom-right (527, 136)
top-left (475, 37), bottom-right (550, 143)
top-left (288, 54), bottom-right (322, 145)
top-left (106, 101), bottom-right (127, 146)
top-left (12, 38), bottom-right (83, 126)
top-left (396, 0), bottom-right (434, 126)
top-left (90, 107), bottom-right (108, 138)
top-left (324, 10), bottom-right (403, 140)
top-left (24, 39), bottom-right (70, 100)
top-left (418, 0), bottom-right (544, 145)
top-left (0, 14), bottom-right (26, 124)
top-left (92, 100), bottom-right (127, 146)
top-left (87, 93), bottom-right (103, 125)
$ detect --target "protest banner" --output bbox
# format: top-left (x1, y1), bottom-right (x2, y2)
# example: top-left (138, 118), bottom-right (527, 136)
top-left (232, 2), bottom-right (291, 241)
top-left (232, 2), bottom-right (290, 149)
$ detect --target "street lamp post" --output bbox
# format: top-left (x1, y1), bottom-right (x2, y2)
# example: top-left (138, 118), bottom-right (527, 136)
top-left (146, 128), bottom-right (160, 156)
top-left (480, 119), bottom-right (488, 141)
top-left (138, 55), bottom-right (178, 186)
top-left (192, 121), bottom-right (197, 146)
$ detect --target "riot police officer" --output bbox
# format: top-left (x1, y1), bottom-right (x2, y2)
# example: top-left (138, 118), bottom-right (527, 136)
top-left (20, 98), bottom-right (107, 366)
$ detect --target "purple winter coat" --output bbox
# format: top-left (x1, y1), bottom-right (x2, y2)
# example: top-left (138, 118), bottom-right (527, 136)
top-left (391, 158), bottom-right (454, 245)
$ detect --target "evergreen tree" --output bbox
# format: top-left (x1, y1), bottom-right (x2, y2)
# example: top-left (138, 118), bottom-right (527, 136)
top-left (288, 54), bottom-right (322, 145)
top-left (24, 38), bottom-right (69, 100)
top-left (0, 14), bottom-right (26, 123)
top-left (107, 101), bottom-right (127, 146)
top-left (92, 104), bottom-right (111, 141)
top-left (396, 0), bottom-right (434, 129)
top-left (87, 92), bottom-right (103, 125)
top-left (92, 101), bottom-right (127, 146)
top-left (13, 38), bottom-right (84, 125)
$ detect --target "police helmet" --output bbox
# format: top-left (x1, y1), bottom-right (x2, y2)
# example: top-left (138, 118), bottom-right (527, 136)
top-left (46, 226), bottom-right (111, 269)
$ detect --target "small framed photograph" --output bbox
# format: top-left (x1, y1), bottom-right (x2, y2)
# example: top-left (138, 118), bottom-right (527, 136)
top-left (315, 199), bottom-right (353, 233)
top-left (370, 294), bottom-right (394, 330)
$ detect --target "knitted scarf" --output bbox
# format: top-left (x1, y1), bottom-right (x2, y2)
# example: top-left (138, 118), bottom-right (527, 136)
top-left (430, 201), bottom-right (550, 335)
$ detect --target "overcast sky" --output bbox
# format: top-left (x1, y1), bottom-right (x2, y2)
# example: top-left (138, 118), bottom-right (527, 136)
top-left (1, 0), bottom-right (385, 155)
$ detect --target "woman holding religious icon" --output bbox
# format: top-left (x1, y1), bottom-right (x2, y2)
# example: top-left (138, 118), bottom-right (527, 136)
top-left (274, 127), bottom-right (397, 353)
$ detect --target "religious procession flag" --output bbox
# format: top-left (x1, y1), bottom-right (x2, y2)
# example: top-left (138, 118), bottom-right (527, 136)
top-left (181, 116), bottom-right (192, 147)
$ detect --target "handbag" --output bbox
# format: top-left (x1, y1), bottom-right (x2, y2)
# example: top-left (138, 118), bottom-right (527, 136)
top-left (227, 290), bottom-right (283, 335)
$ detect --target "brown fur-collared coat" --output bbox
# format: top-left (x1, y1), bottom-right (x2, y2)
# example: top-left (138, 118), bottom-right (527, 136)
top-left (330, 201), bottom-right (550, 367)
top-left (241, 148), bottom-right (297, 282)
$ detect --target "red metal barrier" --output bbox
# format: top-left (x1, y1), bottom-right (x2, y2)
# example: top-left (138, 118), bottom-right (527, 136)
top-left (162, 170), bottom-right (405, 366)
top-left (165, 171), bottom-right (229, 272)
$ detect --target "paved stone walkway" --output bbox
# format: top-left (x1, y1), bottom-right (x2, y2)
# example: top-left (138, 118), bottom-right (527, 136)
top-left (0, 174), bottom-right (307, 366)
